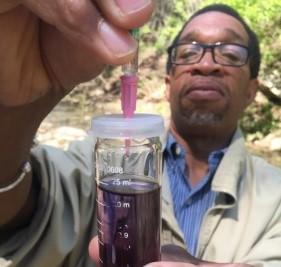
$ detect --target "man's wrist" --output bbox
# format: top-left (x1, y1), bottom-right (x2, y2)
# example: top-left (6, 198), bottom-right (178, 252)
top-left (0, 168), bottom-right (39, 241)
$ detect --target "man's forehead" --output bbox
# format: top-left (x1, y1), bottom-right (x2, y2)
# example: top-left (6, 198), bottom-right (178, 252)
top-left (179, 11), bottom-right (249, 43)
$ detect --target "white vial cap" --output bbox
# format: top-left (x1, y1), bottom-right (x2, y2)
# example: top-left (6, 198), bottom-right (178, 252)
top-left (91, 114), bottom-right (165, 138)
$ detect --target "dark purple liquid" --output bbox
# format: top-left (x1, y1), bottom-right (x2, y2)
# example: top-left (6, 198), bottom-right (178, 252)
top-left (97, 176), bottom-right (161, 267)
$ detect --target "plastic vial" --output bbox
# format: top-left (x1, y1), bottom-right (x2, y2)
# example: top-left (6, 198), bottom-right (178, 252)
top-left (91, 114), bottom-right (164, 267)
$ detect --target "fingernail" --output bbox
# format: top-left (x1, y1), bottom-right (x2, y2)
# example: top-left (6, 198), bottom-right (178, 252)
top-left (115, 0), bottom-right (151, 14)
top-left (98, 20), bottom-right (136, 57)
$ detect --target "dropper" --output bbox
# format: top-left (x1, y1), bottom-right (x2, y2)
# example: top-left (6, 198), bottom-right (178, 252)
top-left (121, 29), bottom-right (139, 156)
top-left (121, 29), bottom-right (139, 118)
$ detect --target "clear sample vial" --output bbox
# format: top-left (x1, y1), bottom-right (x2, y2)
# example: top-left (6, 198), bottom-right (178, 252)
top-left (91, 114), bottom-right (164, 267)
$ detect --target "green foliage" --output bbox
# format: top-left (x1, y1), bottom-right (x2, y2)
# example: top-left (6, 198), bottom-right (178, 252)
top-left (240, 102), bottom-right (279, 140)
top-left (141, 1), bottom-right (196, 54)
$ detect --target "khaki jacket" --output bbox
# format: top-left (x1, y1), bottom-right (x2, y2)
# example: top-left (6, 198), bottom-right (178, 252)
top-left (0, 130), bottom-right (280, 267)
top-left (162, 129), bottom-right (281, 266)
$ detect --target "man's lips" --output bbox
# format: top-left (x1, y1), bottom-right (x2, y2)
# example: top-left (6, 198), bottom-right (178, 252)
top-left (184, 84), bottom-right (225, 101)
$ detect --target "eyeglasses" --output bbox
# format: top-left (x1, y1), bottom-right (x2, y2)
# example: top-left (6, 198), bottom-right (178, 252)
top-left (167, 42), bottom-right (249, 67)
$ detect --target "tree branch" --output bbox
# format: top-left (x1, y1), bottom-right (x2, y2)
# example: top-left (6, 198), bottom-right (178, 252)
top-left (259, 82), bottom-right (281, 106)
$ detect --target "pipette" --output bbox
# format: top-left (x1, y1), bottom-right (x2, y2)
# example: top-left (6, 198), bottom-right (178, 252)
top-left (121, 29), bottom-right (139, 118)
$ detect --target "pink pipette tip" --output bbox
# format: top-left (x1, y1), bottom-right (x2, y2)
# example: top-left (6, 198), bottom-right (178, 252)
top-left (121, 74), bottom-right (138, 118)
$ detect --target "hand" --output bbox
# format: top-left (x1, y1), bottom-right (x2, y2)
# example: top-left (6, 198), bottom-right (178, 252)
top-left (0, 0), bottom-right (154, 106)
top-left (0, 0), bottom-right (153, 232)
top-left (145, 245), bottom-right (253, 267)
top-left (88, 239), bottom-right (252, 267)
top-left (145, 263), bottom-right (252, 267)
top-left (146, 244), bottom-right (252, 267)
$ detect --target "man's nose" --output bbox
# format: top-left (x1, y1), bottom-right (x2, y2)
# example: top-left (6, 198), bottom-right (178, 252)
top-left (191, 50), bottom-right (222, 75)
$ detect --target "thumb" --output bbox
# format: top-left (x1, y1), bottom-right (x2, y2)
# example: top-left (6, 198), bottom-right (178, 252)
top-left (88, 235), bottom-right (100, 265)
top-left (0, 0), bottom-right (21, 13)
top-left (161, 244), bottom-right (200, 264)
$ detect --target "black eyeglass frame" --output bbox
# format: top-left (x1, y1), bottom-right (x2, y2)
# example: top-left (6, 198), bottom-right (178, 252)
top-left (167, 42), bottom-right (250, 67)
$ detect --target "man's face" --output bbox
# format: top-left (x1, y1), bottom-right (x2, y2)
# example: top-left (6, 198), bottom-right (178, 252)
top-left (166, 11), bottom-right (258, 137)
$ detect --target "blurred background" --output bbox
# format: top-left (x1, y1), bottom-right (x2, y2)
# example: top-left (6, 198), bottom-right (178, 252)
top-left (37, 0), bottom-right (281, 166)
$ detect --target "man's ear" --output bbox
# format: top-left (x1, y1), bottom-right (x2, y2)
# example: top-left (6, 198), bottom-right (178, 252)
top-left (165, 74), bottom-right (171, 101)
top-left (246, 78), bottom-right (259, 107)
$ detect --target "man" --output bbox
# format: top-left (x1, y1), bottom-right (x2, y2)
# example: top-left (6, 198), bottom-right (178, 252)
top-left (127, 4), bottom-right (281, 267)
top-left (88, 4), bottom-right (281, 267)
top-left (0, 1), bottom-right (280, 267)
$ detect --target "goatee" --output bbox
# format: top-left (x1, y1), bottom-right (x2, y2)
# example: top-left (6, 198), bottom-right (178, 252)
top-left (176, 111), bottom-right (223, 126)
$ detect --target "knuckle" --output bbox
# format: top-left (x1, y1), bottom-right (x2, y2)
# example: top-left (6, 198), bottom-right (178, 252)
top-left (58, 1), bottom-right (85, 30)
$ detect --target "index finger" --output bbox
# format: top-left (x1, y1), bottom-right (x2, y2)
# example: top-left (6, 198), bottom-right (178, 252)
top-left (95, 0), bottom-right (155, 29)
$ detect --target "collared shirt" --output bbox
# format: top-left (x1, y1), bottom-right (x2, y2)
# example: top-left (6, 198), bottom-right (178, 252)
top-left (165, 132), bottom-right (225, 255)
